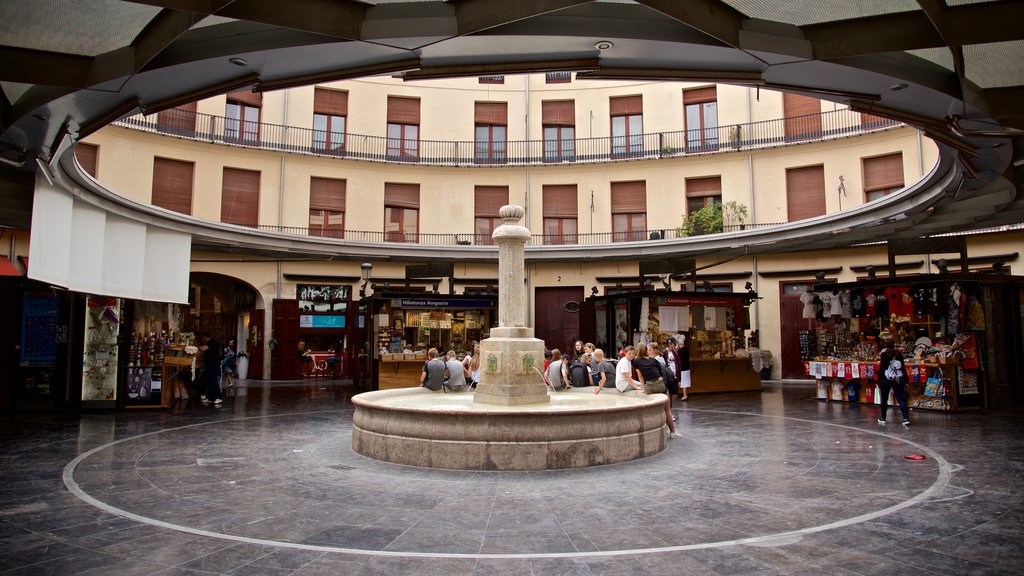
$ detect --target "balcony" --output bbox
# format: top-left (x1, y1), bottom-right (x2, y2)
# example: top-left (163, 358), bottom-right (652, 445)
top-left (117, 108), bottom-right (901, 169)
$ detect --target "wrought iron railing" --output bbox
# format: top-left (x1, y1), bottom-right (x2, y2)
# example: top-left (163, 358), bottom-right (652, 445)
top-left (117, 107), bottom-right (901, 168)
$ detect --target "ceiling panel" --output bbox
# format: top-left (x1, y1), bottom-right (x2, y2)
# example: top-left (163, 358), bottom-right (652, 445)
top-left (722, 0), bottom-right (919, 27)
top-left (963, 41), bottom-right (1024, 89)
top-left (0, 0), bottom-right (160, 56)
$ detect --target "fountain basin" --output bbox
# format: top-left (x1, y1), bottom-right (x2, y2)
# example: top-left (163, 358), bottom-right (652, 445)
top-left (352, 387), bottom-right (668, 470)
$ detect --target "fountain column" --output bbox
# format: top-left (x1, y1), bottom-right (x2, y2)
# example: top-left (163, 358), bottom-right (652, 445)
top-left (474, 205), bottom-right (550, 406)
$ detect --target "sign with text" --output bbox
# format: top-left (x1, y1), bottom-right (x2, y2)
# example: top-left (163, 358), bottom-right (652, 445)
top-left (299, 315), bottom-right (346, 329)
top-left (393, 298), bottom-right (494, 309)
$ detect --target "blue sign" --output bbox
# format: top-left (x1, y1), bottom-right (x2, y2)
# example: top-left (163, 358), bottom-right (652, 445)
top-left (300, 315), bottom-right (346, 329)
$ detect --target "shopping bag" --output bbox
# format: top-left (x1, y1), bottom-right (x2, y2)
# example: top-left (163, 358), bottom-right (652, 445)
top-left (923, 368), bottom-right (948, 398)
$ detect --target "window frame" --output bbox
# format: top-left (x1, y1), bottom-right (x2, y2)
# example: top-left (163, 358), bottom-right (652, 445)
top-left (225, 100), bottom-right (260, 143)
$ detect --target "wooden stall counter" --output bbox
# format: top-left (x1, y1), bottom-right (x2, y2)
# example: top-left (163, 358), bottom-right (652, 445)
top-left (378, 356), bottom-right (428, 390)
top-left (690, 358), bottom-right (762, 394)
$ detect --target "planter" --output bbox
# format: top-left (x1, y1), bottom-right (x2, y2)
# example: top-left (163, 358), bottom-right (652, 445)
top-left (236, 355), bottom-right (249, 380)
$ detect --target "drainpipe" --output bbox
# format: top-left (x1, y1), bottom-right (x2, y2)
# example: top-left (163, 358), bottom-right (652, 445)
top-left (917, 129), bottom-right (924, 177)
top-left (524, 75), bottom-right (533, 324)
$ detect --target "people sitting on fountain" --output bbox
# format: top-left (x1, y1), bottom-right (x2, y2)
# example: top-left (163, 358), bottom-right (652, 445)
top-left (442, 350), bottom-right (471, 392)
top-left (606, 346), bottom-right (641, 393)
top-left (568, 354), bottom-right (591, 387)
top-left (633, 343), bottom-right (682, 439)
top-left (545, 348), bottom-right (569, 390)
top-left (418, 348), bottom-right (446, 391)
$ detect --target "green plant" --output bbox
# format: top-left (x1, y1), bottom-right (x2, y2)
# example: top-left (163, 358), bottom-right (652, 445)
top-left (676, 201), bottom-right (748, 236)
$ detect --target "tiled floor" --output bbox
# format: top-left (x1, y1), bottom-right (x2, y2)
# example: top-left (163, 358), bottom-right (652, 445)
top-left (1, 380), bottom-right (1022, 575)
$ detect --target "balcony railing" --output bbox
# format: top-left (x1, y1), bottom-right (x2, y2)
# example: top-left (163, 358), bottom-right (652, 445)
top-left (248, 222), bottom-right (785, 246)
top-left (117, 108), bottom-right (901, 168)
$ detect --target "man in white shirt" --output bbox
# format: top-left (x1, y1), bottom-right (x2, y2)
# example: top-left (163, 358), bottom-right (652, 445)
top-left (613, 346), bottom-right (642, 392)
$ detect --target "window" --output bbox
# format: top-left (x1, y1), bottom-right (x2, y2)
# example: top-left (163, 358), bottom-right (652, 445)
top-left (157, 102), bottom-right (197, 136)
top-left (786, 165), bottom-right (826, 222)
top-left (542, 100), bottom-right (575, 162)
top-left (610, 95), bottom-right (643, 157)
top-left (686, 176), bottom-right (722, 215)
top-left (152, 157), bottom-right (194, 215)
top-left (683, 87), bottom-right (718, 151)
top-left (542, 185), bottom-right (577, 245)
top-left (75, 142), bottom-right (98, 178)
top-left (474, 102), bottom-right (507, 163)
top-left (545, 72), bottom-right (571, 83)
top-left (313, 88), bottom-right (347, 154)
top-left (479, 75), bottom-right (504, 84)
top-left (225, 91), bottom-right (261, 143)
top-left (863, 153), bottom-right (904, 202)
top-left (386, 96), bottom-right (420, 159)
top-left (611, 181), bottom-right (647, 242)
top-left (221, 167), bottom-right (260, 226)
top-left (783, 93), bottom-right (821, 141)
top-left (384, 183), bottom-right (419, 242)
top-left (474, 186), bottom-right (509, 245)
top-left (309, 177), bottom-right (346, 238)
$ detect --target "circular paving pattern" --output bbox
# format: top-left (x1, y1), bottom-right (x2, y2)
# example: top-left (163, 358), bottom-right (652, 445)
top-left (64, 407), bottom-right (950, 559)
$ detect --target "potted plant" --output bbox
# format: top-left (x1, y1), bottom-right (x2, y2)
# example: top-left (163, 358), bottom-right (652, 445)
top-left (236, 351), bottom-right (249, 380)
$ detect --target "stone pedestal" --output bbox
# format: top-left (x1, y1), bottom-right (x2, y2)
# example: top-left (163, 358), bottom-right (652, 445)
top-left (474, 326), bottom-right (549, 406)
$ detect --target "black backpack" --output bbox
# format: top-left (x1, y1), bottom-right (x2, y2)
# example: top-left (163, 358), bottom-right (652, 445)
top-left (569, 361), bottom-right (590, 387)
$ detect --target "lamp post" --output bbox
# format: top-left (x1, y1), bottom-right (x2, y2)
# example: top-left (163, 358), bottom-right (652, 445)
top-left (359, 262), bottom-right (373, 297)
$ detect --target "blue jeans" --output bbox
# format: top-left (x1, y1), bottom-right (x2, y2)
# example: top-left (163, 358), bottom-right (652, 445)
top-left (879, 380), bottom-right (908, 421)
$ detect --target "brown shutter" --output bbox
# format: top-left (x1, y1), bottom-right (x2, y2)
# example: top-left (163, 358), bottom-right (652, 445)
top-left (384, 182), bottom-right (419, 208)
top-left (542, 100), bottom-right (575, 126)
top-left (314, 88), bottom-right (348, 116)
top-left (683, 86), bottom-right (716, 104)
top-left (387, 96), bottom-right (420, 125)
top-left (227, 90), bottom-right (262, 107)
top-left (152, 157), bottom-right (194, 215)
top-left (610, 95), bottom-right (642, 116)
top-left (157, 102), bottom-right (197, 134)
top-left (786, 165), bottom-right (826, 222)
top-left (474, 186), bottom-right (509, 216)
top-left (542, 185), bottom-right (578, 218)
top-left (221, 167), bottom-right (260, 226)
top-left (75, 143), bottom-right (98, 178)
top-left (686, 176), bottom-right (721, 197)
top-left (610, 181), bottom-right (646, 213)
top-left (863, 153), bottom-right (904, 191)
top-left (310, 177), bottom-right (346, 210)
top-left (474, 102), bottom-right (507, 125)
top-left (783, 93), bottom-right (821, 137)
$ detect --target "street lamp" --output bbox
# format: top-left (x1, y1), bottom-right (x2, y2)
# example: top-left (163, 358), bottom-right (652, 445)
top-left (359, 262), bottom-right (373, 297)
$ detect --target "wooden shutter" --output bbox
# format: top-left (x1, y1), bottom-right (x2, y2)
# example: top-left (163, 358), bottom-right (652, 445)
top-left (310, 177), bottom-right (346, 210)
top-left (542, 185), bottom-right (577, 217)
top-left (686, 176), bottom-right (721, 197)
top-left (387, 96), bottom-right (420, 125)
top-left (683, 86), bottom-right (716, 104)
top-left (863, 153), bottom-right (904, 192)
top-left (221, 167), bottom-right (260, 226)
top-left (474, 186), bottom-right (508, 216)
top-left (783, 93), bottom-right (821, 137)
top-left (542, 100), bottom-right (575, 125)
top-left (610, 95), bottom-right (642, 116)
top-left (75, 143), bottom-right (98, 178)
top-left (786, 165), bottom-right (826, 222)
top-left (157, 102), bottom-right (197, 134)
top-left (314, 88), bottom-right (348, 116)
top-left (227, 90), bottom-right (262, 107)
top-left (474, 102), bottom-right (507, 125)
top-left (610, 181), bottom-right (646, 213)
top-left (384, 182), bottom-right (419, 208)
top-left (152, 157), bottom-right (193, 215)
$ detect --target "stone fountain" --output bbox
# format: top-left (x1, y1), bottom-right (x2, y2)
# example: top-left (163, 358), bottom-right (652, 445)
top-left (351, 205), bottom-right (668, 470)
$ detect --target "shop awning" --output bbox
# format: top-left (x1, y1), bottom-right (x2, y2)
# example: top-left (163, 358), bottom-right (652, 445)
top-left (0, 256), bottom-right (22, 276)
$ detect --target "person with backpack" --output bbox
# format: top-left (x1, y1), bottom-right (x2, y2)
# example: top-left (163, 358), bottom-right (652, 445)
top-left (592, 349), bottom-right (616, 390)
top-left (568, 354), bottom-right (591, 387)
top-left (878, 337), bottom-right (910, 426)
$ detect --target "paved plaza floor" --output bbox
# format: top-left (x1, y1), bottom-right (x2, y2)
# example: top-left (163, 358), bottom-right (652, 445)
top-left (1, 379), bottom-right (1022, 575)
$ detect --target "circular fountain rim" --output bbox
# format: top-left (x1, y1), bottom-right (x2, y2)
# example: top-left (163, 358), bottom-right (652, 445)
top-left (352, 387), bottom-right (667, 416)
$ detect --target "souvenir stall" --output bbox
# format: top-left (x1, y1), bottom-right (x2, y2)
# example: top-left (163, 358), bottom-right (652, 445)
top-left (805, 273), bottom-right (1024, 411)
top-left (364, 291), bottom-right (497, 390)
top-left (584, 289), bottom-right (764, 393)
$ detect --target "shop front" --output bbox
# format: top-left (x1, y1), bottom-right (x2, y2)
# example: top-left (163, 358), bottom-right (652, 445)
top-left (583, 289), bottom-right (766, 394)
top-left (366, 292), bottom-right (497, 390)
top-left (804, 273), bottom-right (1024, 411)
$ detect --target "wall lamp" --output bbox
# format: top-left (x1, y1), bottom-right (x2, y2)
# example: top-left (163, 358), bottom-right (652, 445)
top-left (359, 262), bottom-right (373, 297)
top-left (814, 271), bottom-right (827, 282)
top-left (590, 286), bottom-right (599, 296)
top-left (864, 265), bottom-right (876, 279)
top-left (744, 281), bottom-right (754, 292)
top-left (935, 259), bottom-right (949, 274)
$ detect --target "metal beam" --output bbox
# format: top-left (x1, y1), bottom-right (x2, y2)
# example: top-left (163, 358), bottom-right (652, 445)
top-left (125, 0), bottom-right (366, 39)
top-left (632, 0), bottom-right (743, 47)
top-left (452, 0), bottom-right (593, 36)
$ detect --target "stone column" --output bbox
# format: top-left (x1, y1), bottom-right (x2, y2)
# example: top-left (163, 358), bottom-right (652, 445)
top-left (474, 205), bottom-right (550, 405)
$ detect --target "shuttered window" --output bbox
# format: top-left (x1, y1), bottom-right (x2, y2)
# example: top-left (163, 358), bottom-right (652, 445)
top-left (542, 185), bottom-right (577, 245)
top-left (686, 176), bottom-right (722, 215)
top-left (226, 91), bottom-right (260, 142)
top-left (221, 167), bottom-right (260, 226)
top-left (610, 95), bottom-right (643, 116)
top-left (387, 96), bottom-right (420, 125)
top-left (387, 97), bottom-right (419, 158)
top-left (152, 157), bottom-right (193, 215)
top-left (611, 181), bottom-right (647, 242)
top-left (75, 143), bottom-right (98, 178)
top-left (314, 88), bottom-right (348, 116)
top-left (474, 186), bottom-right (509, 245)
top-left (475, 102), bottom-right (507, 163)
top-left (786, 165), bottom-right (826, 222)
top-left (783, 93), bottom-right (821, 140)
top-left (684, 86), bottom-right (718, 151)
top-left (384, 183), bottom-right (419, 243)
top-left (683, 87), bottom-right (716, 105)
top-left (542, 100), bottom-right (574, 126)
top-left (610, 95), bottom-right (643, 157)
top-left (543, 100), bottom-right (575, 162)
top-left (309, 177), bottom-right (345, 239)
top-left (227, 90), bottom-right (262, 107)
top-left (474, 102), bottom-right (507, 125)
top-left (863, 153), bottom-right (904, 201)
top-left (157, 102), bottom-right (197, 135)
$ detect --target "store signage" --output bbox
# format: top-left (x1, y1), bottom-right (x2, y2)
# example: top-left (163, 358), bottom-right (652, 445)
top-left (393, 298), bottom-right (493, 308)
top-left (665, 295), bottom-right (744, 307)
top-left (300, 315), bottom-right (346, 329)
